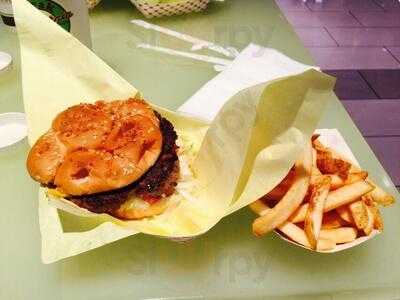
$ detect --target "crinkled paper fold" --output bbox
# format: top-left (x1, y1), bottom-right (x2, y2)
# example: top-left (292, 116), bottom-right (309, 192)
top-left (14, 0), bottom-right (335, 263)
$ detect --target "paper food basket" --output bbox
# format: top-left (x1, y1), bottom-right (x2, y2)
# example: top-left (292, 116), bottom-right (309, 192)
top-left (130, 0), bottom-right (210, 18)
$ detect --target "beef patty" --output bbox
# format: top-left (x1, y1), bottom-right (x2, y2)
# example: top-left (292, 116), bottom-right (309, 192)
top-left (68, 111), bottom-right (179, 215)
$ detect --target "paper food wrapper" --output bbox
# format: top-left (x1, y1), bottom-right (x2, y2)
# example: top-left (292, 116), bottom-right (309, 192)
top-left (179, 43), bottom-right (319, 122)
top-left (14, 0), bottom-right (335, 263)
top-left (175, 44), bottom-right (381, 251)
top-left (270, 128), bottom-right (380, 253)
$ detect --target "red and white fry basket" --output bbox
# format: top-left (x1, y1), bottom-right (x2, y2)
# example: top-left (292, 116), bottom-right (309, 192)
top-left (130, 0), bottom-right (210, 18)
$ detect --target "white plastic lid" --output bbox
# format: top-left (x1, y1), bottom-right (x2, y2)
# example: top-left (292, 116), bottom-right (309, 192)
top-left (0, 51), bottom-right (12, 73)
top-left (0, 112), bottom-right (28, 149)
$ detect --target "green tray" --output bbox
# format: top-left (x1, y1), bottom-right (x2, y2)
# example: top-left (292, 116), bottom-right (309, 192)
top-left (0, 0), bottom-right (399, 299)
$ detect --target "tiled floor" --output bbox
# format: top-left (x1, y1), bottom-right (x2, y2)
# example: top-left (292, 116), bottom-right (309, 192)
top-left (388, 46), bottom-right (400, 61)
top-left (308, 47), bottom-right (399, 69)
top-left (276, 0), bottom-right (400, 186)
top-left (277, 0), bottom-right (400, 69)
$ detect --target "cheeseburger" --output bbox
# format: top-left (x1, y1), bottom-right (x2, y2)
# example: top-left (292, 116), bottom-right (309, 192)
top-left (27, 98), bottom-right (180, 219)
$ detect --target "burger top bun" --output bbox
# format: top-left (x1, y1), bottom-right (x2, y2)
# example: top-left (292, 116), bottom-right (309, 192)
top-left (27, 99), bottom-right (163, 196)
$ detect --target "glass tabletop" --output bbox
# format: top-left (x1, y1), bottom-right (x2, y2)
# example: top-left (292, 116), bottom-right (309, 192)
top-left (0, 1), bottom-right (399, 299)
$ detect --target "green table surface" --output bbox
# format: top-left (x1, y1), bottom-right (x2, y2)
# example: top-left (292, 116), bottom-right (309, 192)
top-left (1, 1), bottom-right (399, 299)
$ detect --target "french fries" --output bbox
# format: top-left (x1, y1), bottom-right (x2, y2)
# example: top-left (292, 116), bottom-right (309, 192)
top-left (326, 181), bottom-right (374, 210)
top-left (328, 174), bottom-right (345, 190)
top-left (363, 205), bottom-right (375, 236)
top-left (289, 180), bottom-right (374, 223)
top-left (328, 171), bottom-right (368, 190)
top-left (349, 200), bottom-right (368, 230)
top-left (253, 143), bottom-right (312, 236)
top-left (304, 176), bottom-right (331, 249)
top-left (319, 227), bottom-right (358, 244)
top-left (362, 195), bottom-right (384, 231)
top-left (366, 180), bottom-right (395, 207)
top-left (250, 200), bottom-right (336, 251)
top-left (336, 205), bottom-right (353, 223)
top-left (250, 133), bottom-right (395, 252)
top-left (311, 167), bottom-right (322, 184)
top-left (317, 238), bottom-right (337, 251)
top-left (321, 211), bottom-right (348, 229)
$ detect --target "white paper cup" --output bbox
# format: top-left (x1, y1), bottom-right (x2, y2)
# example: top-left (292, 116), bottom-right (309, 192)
top-left (0, 112), bottom-right (28, 151)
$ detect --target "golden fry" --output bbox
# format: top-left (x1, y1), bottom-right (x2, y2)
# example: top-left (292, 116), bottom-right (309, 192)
top-left (250, 200), bottom-right (308, 242)
top-left (366, 180), bottom-right (395, 207)
top-left (347, 171), bottom-right (368, 184)
top-left (328, 171), bottom-right (368, 190)
top-left (250, 200), bottom-right (335, 250)
top-left (278, 222), bottom-right (311, 247)
top-left (363, 205), bottom-right (375, 235)
top-left (311, 167), bottom-right (322, 185)
top-left (319, 227), bottom-right (358, 244)
top-left (253, 144), bottom-right (312, 236)
top-left (372, 206), bottom-right (384, 231)
top-left (312, 148), bottom-right (318, 167)
top-left (249, 199), bottom-right (270, 216)
top-left (277, 222), bottom-right (336, 251)
top-left (328, 174), bottom-right (345, 190)
top-left (362, 195), bottom-right (384, 231)
top-left (289, 181), bottom-right (374, 223)
top-left (317, 238), bottom-right (336, 251)
top-left (304, 176), bottom-right (331, 249)
top-left (349, 200), bottom-right (368, 230)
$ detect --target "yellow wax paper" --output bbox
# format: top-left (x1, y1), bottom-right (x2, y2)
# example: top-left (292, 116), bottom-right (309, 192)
top-left (13, 0), bottom-right (335, 263)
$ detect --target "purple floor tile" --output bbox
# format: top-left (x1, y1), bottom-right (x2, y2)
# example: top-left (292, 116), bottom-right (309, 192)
top-left (323, 70), bottom-right (377, 99)
top-left (366, 136), bottom-right (400, 185)
top-left (294, 28), bottom-right (338, 46)
top-left (352, 12), bottom-right (400, 26)
top-left (307, 0), bottom-right (383, 12)
top-left (284, 11), bottom-right (362, 27)
top-left (373, 0), bottom-right (400, 11)
top-left (276, 0), bottom-right (310, 11)
top-left (342, 99), bottom-right (400, 136)
top-left (309, 47), bottom-right (400, 69)
top-left (359, 70), bottom-right (400, 98)
top-left (328, 28), bottom-right (400, 47)
top-left (387, 47), bottom-right (400, 62)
